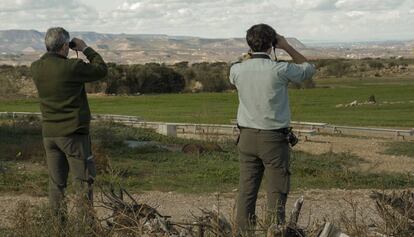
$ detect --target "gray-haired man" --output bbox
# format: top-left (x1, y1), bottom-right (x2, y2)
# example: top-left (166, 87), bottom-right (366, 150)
top-left (230, 24), bottom-right (316, 231)
top-left (31, 27), bottom-right (107, 217)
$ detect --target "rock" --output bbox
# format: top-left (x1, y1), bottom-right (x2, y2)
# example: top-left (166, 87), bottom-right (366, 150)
top-left (368, 95), bottom-right (376, 104)
top-left (345, 100), bottom-right (358, 107)
top-left (335, 104), bottom-right (344, 108)
top-left (317, 222), bottom-right (349, 237)
top-left (350, 100), bottom-right (358, 106)
top-left (189, 81), bottom-right (204, 93)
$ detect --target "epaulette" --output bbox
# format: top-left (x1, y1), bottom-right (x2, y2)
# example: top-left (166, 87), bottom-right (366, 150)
top-left (230, 60), bottom-right (242, 67)
top-left (231, 53), bottom-right (252, 66)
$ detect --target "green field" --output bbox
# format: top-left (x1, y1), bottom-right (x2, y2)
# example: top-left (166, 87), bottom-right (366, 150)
top-left (383, 141), bottom-right (414, 158)
top-left (1, 121), bottom-right (413, 196)
top-left (1, 80), bottom-right (413, 127)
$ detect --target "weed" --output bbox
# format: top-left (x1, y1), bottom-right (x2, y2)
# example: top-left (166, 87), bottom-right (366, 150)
top-left (383, 141), bottom-right (414, 158)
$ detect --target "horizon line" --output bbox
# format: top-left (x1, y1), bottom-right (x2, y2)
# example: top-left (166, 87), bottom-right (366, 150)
top-left (0, 28), bottom-right (413, 44)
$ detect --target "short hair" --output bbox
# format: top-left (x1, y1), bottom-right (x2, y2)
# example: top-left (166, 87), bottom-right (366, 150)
top-left (246, 24), bottom-right (277, 52)
top-left (44, 27), bottom-right (70, 52)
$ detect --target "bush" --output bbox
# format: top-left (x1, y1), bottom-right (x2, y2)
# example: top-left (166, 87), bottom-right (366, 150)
top-left (190, 62), bottom-right (231, 92)
top-left (140, 64), bottom-right (185, 93)
top-left (326, 60), bottom-right (352, 77)
top-left (368, 61), bottom-right (384, 70)
top-left (103, 63), bottom-right (185, 94)
top-left (388, 61), bottom-right (398, 68)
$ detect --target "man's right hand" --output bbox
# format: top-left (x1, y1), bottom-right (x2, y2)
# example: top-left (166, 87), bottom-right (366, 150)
top-left (275, 34), bottom-right (291, 51)
top-left (275, 33), bottom-right (307, 64)
top-left (71, 38), bottom-right (88, 52)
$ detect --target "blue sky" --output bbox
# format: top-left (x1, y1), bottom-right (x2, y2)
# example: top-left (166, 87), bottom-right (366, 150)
top-left (1, 0), bottom-right (414, 42)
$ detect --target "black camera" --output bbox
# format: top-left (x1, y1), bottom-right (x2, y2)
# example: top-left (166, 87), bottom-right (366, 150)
top-left (272, 31), bottom-right (278, 48)
top-left (68, 40), bottom-right (76, 49)
top-left (286, 127), bottom-right (298, 147)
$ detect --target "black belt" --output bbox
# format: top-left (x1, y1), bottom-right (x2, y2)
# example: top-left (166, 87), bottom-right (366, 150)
top-left (237, 125), bottom-right (290, 134)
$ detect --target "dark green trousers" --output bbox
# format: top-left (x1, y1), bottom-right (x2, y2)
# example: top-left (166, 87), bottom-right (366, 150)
top-left (43, 134), bottom-right (96, 213)
top-left (236, 128), bottom-right (290, 231)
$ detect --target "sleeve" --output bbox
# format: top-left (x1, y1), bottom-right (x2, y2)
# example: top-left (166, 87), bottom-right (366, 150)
top-left (229, 63), bottom-right (239, 85)
top-left (278, 62), bottom-right (316, 84)
top-left (71, 47), bottom-right (108, 82)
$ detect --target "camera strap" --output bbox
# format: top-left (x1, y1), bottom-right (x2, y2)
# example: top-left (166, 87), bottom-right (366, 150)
top-left (273, 47), bottom-right (278, 61)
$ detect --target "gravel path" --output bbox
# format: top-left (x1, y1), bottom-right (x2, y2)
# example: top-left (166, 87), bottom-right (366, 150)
top-left (0, 189), bottom-right (386, 229)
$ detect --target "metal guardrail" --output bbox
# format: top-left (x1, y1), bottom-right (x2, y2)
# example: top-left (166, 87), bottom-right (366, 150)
top-left (233, 118), bottom-right (413, 140)
top-left (0, 112), bottom-right (143, 123)
top-left (326, 125), bottom-right (414, 139)
top-left (93, 114), bottom-right (143, 123)
top-left (0, 112), bottom-right (42, 119)
top-left (291, 121), bottom-right (328, 127)
top-left (1, 112), bottom-right (413, 140)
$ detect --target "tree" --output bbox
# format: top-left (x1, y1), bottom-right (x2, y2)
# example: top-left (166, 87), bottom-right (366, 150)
top-left (326, 60), bottom-right (351, 77)
top-left (368, 61), bottom-right (384, 70)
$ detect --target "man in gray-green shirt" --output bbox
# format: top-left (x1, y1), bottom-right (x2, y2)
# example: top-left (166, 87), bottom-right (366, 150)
top-left (31, 27), bottom-right (107, 219)
top-left (230, 24), bottom-right (315, 232)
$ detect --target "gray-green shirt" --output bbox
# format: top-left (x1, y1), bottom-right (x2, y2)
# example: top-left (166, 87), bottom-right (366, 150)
top-left (229, 53), bottom-right (315, 130)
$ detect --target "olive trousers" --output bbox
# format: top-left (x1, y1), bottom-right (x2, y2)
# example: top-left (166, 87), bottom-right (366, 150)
top-left (236, 128), bottom-right (290, 231)
top-left (43, 134), bottom-right (96, 214)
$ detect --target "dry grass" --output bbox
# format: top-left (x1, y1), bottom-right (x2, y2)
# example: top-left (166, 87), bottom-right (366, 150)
top-left (371, 191), bottom-right (414, 236)
top-left (9, 197), bottom-right (109, 237)
top-left (6, 190), bottom-right (414, 237)
top-left (338, 198), bottom-right (373, 236)
top-left (3, 186), bottom-right (332, 237)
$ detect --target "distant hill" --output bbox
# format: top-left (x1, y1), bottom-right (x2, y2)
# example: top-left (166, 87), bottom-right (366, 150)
top-left (0, 30), bottom-right (307, 52)
top-left (0, 30), bottom-right (306, 64)
top-left (0, 30), bottom-right (45, 53)
top-left (0, 30), bottom-right (412, 65)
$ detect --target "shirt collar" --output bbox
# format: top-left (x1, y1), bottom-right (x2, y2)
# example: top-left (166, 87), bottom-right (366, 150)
top-left (41, 52), bottom-right (67, 60)
top-left (250, 52), bottom-right (271, 59)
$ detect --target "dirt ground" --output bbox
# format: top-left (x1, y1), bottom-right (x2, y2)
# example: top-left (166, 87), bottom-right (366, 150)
top-left (296, 134), bottom-right (414, 173)
top-left (0, 189), bottom-right (385, 229)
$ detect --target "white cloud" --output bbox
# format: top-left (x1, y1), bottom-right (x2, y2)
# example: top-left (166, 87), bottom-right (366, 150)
top-left (335, 0), bottom-right (405, 10)
top-left (0, 0), bottom-right (413, 41)
top-left (293, 0), bottom-right (337, 10)
top-left (345, 11), bottom-right (366, 18)
top-left (0, 0), bottom-right (100, 32)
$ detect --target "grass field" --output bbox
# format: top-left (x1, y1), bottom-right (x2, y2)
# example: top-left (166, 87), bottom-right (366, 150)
top-left (1, 121), bottom-right (413, 196)
top-left (1, 81), bottom-right (414, 127)
top-left (383, 141), bottom-right (414, 158)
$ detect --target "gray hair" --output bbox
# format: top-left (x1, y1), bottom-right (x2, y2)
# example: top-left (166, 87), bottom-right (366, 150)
top-left (45, 27), bottom-right (70, 52)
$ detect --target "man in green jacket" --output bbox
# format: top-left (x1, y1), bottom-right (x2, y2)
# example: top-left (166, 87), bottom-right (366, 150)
top-left (31, 27), bottom-right (107, 216)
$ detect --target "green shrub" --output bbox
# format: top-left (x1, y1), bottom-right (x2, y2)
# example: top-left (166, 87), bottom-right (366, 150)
top-left (368, 61), bottom-right (384, 69)
top-left (326, 60), bottom-right (352, 77)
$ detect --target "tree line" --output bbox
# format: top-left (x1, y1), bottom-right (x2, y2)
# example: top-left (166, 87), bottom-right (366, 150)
top-left (1, 58), bottom-right (412, 96)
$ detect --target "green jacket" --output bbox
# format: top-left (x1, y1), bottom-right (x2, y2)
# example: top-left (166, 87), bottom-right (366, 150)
top-left (31, 47), bottom-right (108, 137)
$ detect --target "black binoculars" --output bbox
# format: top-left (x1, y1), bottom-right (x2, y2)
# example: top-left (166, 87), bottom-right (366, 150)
top-left (69, 40), bottom-right (76, 49)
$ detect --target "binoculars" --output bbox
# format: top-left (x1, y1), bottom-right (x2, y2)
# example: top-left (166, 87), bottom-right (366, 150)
top-left (68, 40), bottom-right (76, 50)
